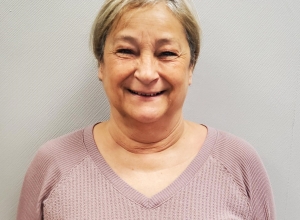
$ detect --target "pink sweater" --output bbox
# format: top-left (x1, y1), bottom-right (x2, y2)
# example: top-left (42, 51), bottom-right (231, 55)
top-left (17, 124), bottom-right (275, 219)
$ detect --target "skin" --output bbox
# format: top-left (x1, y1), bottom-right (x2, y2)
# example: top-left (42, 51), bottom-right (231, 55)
top-left (94, 3), bottom-right (207, 197)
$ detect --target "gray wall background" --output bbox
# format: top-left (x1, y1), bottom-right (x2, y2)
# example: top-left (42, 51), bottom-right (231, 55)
top-left (1, 0), bottom-right (299, 219)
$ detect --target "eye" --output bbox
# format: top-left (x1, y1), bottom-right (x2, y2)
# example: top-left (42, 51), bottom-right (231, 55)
top-left (116, 49), bottom-right (134, 55)
top-left (115, 48), bottom-right (136, 59)
top-left (158, 51), bottom-right (178, 60)
top-left (160, 51), bottom-right (177, 56)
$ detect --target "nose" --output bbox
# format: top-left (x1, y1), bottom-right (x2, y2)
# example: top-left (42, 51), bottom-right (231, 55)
top-left (134, 54), bottom-right (159, 85)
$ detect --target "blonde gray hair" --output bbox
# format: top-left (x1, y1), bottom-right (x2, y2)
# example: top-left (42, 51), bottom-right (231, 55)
top-left (91, 0), bottom-right (201, 67)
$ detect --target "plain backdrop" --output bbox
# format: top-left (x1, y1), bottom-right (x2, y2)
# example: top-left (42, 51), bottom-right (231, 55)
top-left (1, 0), bottom-right (299, 219)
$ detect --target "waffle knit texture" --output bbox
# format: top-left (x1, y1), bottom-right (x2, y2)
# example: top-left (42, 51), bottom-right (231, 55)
top-left (17, 124), bottom-right (275, 219)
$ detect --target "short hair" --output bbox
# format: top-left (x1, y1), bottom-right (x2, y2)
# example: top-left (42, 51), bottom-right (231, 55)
top-left (91, 0), bottom-right (201, 68)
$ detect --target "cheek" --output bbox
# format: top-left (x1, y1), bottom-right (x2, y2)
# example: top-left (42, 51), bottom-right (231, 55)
top-left (109, 59), bottom-right (137, 78)
top-left (169, 67), bottom-right (192, 86)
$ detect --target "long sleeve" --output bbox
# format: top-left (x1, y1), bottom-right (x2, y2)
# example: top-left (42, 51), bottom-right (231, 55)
top-left (213, 130), bottom-right (276, 219)
top-left (17, 145), bottom-right (62, 220)
top-left (17, 129), bottom-right (87, 220)
top-left (17, 126), bottom-right (276, 219)
top-left (246, 147), bottom-right (275, 219)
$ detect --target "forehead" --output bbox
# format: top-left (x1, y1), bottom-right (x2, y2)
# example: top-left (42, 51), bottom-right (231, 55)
top-left (107, 2), bottom-right (186, 43)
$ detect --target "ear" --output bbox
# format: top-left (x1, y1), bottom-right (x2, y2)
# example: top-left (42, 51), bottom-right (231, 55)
top-left (188, 66), bottom-right (193, 85)
top-left (98, 63), bottom-right (104, 81)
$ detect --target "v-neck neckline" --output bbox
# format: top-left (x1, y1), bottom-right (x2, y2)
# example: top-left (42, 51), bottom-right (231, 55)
top-left (84, 123), bottom-right (217, 208)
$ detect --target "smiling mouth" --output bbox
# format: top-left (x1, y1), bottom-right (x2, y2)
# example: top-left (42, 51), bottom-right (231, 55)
top-left (128, 89), bottom-right (165, 97)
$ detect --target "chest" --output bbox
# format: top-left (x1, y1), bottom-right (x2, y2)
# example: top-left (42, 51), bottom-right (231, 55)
top-left (43, 157), bottom-right (250, 220)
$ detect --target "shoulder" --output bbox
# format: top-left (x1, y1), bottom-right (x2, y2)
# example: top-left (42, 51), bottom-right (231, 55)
top-left (210, 129), bottom-right (260, 167)
top-left (207, 127), bottom-right (275, 218)
top-left (30, 127), bottom-right (94, 183)
top-left (17, 127), bottom-right (93, 219)
top-left (29, 126), bottom-right (95, 192)
top-left (31, 130), bottom-right (87, 171)
top-left (36, 128), bottom-right (88, 165)
top-left (208, 128), bottom-right (266, 183)
top-left (27, 128), bottom-right (90, 183)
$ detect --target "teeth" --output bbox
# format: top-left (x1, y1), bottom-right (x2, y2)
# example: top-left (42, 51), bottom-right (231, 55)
top-left (138, 92), bottom-right (157, 96)
top-left (129, 89), bottom-right (164, 97)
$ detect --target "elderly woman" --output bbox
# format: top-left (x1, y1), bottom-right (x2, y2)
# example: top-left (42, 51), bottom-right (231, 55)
top-left (17, 0), bottom-right (275, 219)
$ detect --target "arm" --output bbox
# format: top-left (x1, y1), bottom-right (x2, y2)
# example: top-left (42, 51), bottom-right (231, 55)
top-left (17, 144), bottom-right (62, 220)
top-left (214, 130), bottom-right (276, 219)
top-left (17, 129), bottom-right (87, 219)
top-left (246, 149), bottom-right (275, 219)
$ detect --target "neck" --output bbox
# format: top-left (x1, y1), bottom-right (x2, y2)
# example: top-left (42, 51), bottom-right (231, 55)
top-left (105, 113), bottom-right (186, 154)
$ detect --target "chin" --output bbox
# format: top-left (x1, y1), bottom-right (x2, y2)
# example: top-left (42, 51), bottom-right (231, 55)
top-left (128, 110), bottom-right (166, 124)
top-left (134, 117), bottom-right (161, 124)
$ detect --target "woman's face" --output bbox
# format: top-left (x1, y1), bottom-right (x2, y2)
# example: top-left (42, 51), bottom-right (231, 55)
top-left (99, 2), bottom-right (193, 124)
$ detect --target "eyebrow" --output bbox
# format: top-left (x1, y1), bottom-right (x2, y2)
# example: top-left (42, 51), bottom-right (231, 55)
top-left (113, 35), bottom-right (180, 47)
top-left (113, 35), bottom-right (136, 44)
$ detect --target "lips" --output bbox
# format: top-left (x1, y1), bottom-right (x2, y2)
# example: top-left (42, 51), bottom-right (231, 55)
top-left (128, 89), bottom-right (165, 97)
